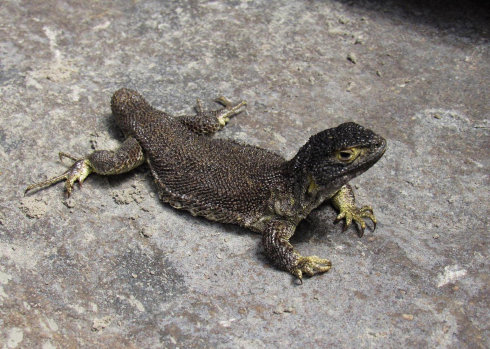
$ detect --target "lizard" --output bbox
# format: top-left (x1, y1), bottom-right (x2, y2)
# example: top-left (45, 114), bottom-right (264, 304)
top-left (25, 88), bottom-right (386, 283)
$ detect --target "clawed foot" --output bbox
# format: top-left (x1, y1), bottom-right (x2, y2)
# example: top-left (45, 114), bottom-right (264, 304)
top-left (292, 255), bottom-right (332, 284)
top-left (215, 96), bottom-right (247, 127)
top-left (334, 205), bottom-right (376, 237)
top-left (332, 184), bottom-right (377, 237)
top-left (24, 153), bottom-right (93, 197)
top-left (195, 96), bottom-right (247, 127)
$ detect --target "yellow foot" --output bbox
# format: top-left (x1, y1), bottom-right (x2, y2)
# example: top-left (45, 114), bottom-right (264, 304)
top-left (25, 153), bottom-right (93, 197)
top-left (332, 184), bottom-right (377, 237)
top-left (292, 255), bottom-right (332, 284)
top-left (214, 96), bottom-right (247, 126)
top-left (334, 205), bottom-right (376, 237)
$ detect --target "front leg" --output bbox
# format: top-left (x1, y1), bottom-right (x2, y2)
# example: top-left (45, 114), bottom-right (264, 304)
top-left (332, 184), bottom-right (377, 237)
top-left (263, 218), bottom-right (331, 283)
top-left (25, 137), bottom-right (145, 197)
top-left (179, 96), bottom-right (246, 135)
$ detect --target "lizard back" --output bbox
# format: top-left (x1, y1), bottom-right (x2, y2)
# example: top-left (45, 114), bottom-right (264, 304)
top-left (111, 90), bottom-right (288, 226)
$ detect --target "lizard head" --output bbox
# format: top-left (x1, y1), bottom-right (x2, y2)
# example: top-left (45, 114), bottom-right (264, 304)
top-left (290, 122), bottom-right (386, 189)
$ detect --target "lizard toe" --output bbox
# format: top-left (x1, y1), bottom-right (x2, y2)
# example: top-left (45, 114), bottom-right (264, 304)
top-left (291, 256), bottom-right (332, 283)
top-left (64, 159), bottom-right (93, 197)
top-left (335, 205), bottom-right (376, 237)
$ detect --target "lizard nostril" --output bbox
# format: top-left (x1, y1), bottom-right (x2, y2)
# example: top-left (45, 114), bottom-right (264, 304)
top-left (372, 138), bottom-right (384, 148)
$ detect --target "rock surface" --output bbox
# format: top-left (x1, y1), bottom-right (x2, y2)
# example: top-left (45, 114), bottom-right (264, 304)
top-left (1, 0), bottom-right (489, 348)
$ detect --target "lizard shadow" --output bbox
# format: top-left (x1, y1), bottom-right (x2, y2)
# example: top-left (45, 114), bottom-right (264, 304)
top-left (250, 204), bottom-right (346, 268)
top-left (102, 112), bottom-right (126, 140)
top-left (97, 169), bottom-right (365, 286)
top-left (91, 114), bottom-right (148, 188)
top-left (292, 203), bottom-right (340, 244)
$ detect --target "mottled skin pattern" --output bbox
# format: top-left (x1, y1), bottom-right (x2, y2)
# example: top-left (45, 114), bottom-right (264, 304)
top-left (26, 88), bottom-right (386, 283)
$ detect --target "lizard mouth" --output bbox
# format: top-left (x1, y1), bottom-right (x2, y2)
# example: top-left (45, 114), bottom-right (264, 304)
top-left (350, 137), bottom-right (387, 174)
top-left (373, 137), bottom-right (387, 156)
top-left (312, 136), bottom-right (387, 189)
top-left (330, 136), bottom-right (387, 185)
top-left (289, 123), bottom-right (387, 188)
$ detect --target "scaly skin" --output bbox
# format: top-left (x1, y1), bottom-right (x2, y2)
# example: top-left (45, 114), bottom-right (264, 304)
top-left (25, 88), bottom-right (386, 283)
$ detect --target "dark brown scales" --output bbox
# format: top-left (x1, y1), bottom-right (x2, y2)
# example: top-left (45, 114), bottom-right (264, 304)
top-left (25, 88), bottom-right (386, 283)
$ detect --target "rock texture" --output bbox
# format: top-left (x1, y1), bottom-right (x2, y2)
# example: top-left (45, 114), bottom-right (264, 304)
top-left (1, 0), bottom-right (489, 348)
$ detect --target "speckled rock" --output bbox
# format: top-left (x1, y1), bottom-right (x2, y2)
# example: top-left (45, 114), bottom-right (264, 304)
top-left (1, 0), bottom-right (489, 348)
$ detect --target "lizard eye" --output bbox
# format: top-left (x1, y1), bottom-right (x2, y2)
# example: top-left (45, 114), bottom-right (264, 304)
top-left (336, 148), bottom-right (360, 162)
top-left (339, 151), bottom-right (353, 160)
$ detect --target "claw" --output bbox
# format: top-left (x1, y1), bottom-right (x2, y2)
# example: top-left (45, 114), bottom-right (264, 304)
top-left (64, 159), bottom-right (93, 197)
top-left (214, 96), bottom-right (233, 108)
top-left (333, 212), bottom-right (345, 223)
top-left (195, 99), bottom-right (204, 114)
top-left (59, 152), bottom-right (79, 162)
top-left (291, 255), bottom-right (332, 283)
top-left (332, 184), bottom-right (378, 237)
top-left (334, 207), bottom-right (374, 237)
top-left (292, 269), bottom-right (303, 284)
top-left (357, 222), bottom-right (366, 238)
top-left (215, 99), bottom-right (247, 127)
top-left (359, 206), bottom-right (374, 215)
top-left (359, 207), bottom-right (377, 232)
top-left (25, 157), bottom-right (93, 197)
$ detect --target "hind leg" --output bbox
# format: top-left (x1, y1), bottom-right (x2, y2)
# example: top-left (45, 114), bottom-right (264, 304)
top-left (179, 97), bottom-right (246, 135)
top-left (25, 137), bottom-right (145, 197)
